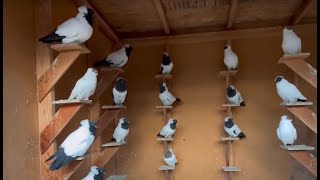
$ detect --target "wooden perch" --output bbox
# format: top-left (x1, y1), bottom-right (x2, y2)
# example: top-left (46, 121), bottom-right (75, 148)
top-left (280, 101), bottom-right (313, 106)
top-left (156, 105), bottom-right (173, 109)
top-left (75, 153), bottom-right (92, 160)
top-left (159, 165), bottom-right (175, 171)
top-left (40, 104), bottom-right (85, 154)
top-left (97, 67), bottom-right (125, 73)
top-left (280, 145), bottom-right (315, 151)
top-left (222, 104), bottom-right (241, 107)
top-left (37, 44), bottom-right (90, 102)
top-left (221, 137), bottom-right (240, 141)
top-left (218, 70), bottom-right (238, 77)
top-left (286, 107), bottom-right (317, 134)
top-left (102, 105), bottom-right (127, 109)
top-left (106, 175), bottom-right (127, 180)
top-left (50, 43), bottom-right (90, 54)
top-left (278, 53), bottom-right (317, 88)
top-left (289, 151), bottom-right (317, 176)
top-left (222, 166), bottom-right (241, 172)
top-left (155, 74), bottom-right (173, 80)
top-left (52, 99), bottom-right (92, 105)
top-left (157, 137), bottom-right (174, 141)
top-left (102, 141), bottom-right (126, 147)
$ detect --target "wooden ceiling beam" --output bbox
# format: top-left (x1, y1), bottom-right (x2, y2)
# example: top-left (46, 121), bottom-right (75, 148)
top-left (153, 0), bottom-right (170, 34)
top-left (121, 23), bottom-right (315, 47)
top-left (289, 0), bottom-right (314, 25)
top-left (226, 0), bottom-right (238, 29)
top-left (72, 0), bottom-right (120, 43)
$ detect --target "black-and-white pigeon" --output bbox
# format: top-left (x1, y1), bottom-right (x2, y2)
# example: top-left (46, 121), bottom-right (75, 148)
top-left (93, 44), bottom-right (133, 68)
top-left (110, 118), bottom-right (129, 143)
top-left (224, 117), bottom-right (246, 139)
top-left (39, 6), bottom-right (94, 44)
top-left (276, 115), bottom-right (297, 146)
top-left (224, 45), bottom-right (238, 70)
top-left (68, 68), bottom-right (98, 100)
top-left (159, 52), bottom-right (173, 75)
top-left (282, 26), bottom-right (301, 55)
top-left (163, 148), bottom-right (177, 167)
top-left (159, 83), bottom-right (181, 106)
top-left (46, 119), bottom-right (96, 171)
top-left (112, 78), bottom-right (127, 106)
top-left (275, 76), bottom-right (307, 103)
top-left (82, 166), bottom-right (105, 180)
top-left (157, 118), bottom-right (177, 138)
top-left (226, 85), bottom-right (245, 106)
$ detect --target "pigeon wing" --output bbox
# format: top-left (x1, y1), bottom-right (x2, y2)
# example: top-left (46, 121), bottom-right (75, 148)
top-left (56, 18), bottom-right (80, 38)
top-left (68, 78), bottom-right (87, 99)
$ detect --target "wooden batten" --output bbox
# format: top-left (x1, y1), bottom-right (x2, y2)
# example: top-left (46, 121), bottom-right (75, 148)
top-left (280, 101), bottom-right (313, 106)
top-left (159, 165), bottom-right (175, 171)
top-left (280, 145), bottom-right (315, 151)
top-left (50, 43), bottom-right (90, 54)
top-left (218, 70), bottom-right (238, 78)
top-left (157, 137), bottom-right (174, 141)
top-left (156, 105), bottom-right (173, 109)
top-left (222, 104), bottom-right (241, 107)
top-left (155, 74), bottom-right (173, 80)
top-left (97, 67), bottom-right (125, 73)
top-left (102, 141), bottom-right (126, 147)
top-left (102, 105), bottom-right (127, 109)
top-left (289, 151), bottom-right (317, 176)
top-left (278, 53), bottom-right (310, 62)
top-left (222, 166), bottom-right (241, 172)
top-left (286, 107), bottom-right (317, 134)
top-left (221, 137), bottom-right (240, 141)
top-left (106, 175), bottom-right (128, 180)
top-left (152, 0), bottom-right (170, 34)
top-left (75, 153), bottom-right (92, 160)
top-left (52, 99), bottom-right (92, 105)
top-left (289, 0), bottom-right (314, 25)
top-left (226, 0), bottom-right (238, 29)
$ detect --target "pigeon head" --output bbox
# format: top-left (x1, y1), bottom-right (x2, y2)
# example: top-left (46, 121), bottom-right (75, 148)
top-left (224, 117), bottom-right (233, 122)
top-left (284, 25), bottom-right (293, 31)
top-left (78, 6), bottom-right (94, 26)
top-left (80, 119), bottom-right (97, 135)
top-left (162, 52), bottom-right (169, 58)
top-left (120, 118), bottom-right (129, 130)
top-left (226, 85), bottom-right (236, 97)
top-left (275, 76), bottom-right (283, 83)
top-left (159, 83), bottom-right (167, 93)
top-left (167, 148), bottom-right (174, 153)
top-left (115, 78), bottom-right (126, 85)
top-left (162, 52), bottom-right (171, 65)
top-left (168, 118), bottom-right (177, 124)
top-left (281, 115), bottom-right (292, 122)
top-left (91, 166), bottom-right (105, 175)
top-left (87, 68), bottom-right (98, 76)
top-left (124, 44), bottom-right (133, 57)
top-left (224, 45), bottom-right (230, 50)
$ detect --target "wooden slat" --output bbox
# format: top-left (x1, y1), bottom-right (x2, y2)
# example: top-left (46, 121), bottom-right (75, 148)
top-left (72, 0), bottom-right (119, 43)
top-left (221, 137), bottom-right (239, 141)
top-left (289, 0), bottom-right (314, 25)
top-left (153, 0), bottom-right (170, 34)
top-left (40, 104), bottom-right (85, 154)
top-left (102, 105), bottom-right (127, 109)
top-left (102, 141), bottom-right (126, 147)
top-left (280, 145), bottom-right (315, 151)
top-left (223, 166), bottom-right (241, 172)
top-left (156, 106), bottom-right (173, 109)
top-left (222, 104), bottom-right (241, 107)
top-left (122, 24), bottom-right (316, 47)
top-left (50, 43), bottom-right (90, 54)
top-left (289, 151), bottom-right (317, 176)
top-left (159, 165), bottom-right (175, 171)
top-left (281, 101), bottom-right (314, 106)
top-left (155, 74), bottom-right (173, 80)
top-left (96, 109), bottom-right (121, 137)
top-left (226, 0), bottom-right (238, 29)
top-left (278, 53), bottom-right (310, 61)
top-left (278, 58), bottom-right (317, 88)
top-left (106, 175), bottom-right (127, 180)
top-left (218, 70), bottom-right (238, 78)
top-left (98, 67), bottom-right (125, 73)
top-left (52, 99), bottom-right (92, 105)
top-left (157, 137), bottom-right (174, 141)
top-left (286, 107), bottom-right (317, 134)
top-left (37, 50), bottom-right (84, 102)
top-left (75, 153), bottom-right (92, 160)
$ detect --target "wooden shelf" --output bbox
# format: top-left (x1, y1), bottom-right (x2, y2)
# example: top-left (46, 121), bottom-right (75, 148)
top-left (97, 67), bottom-right (125, 73)
top-left (75, 153), bottom-right (92, 160)
top-left (102, 105), bottom-right (127, 109)
top-left (159, 165), bottom-right (175, 171)
top-left (286, 107), bottom-right (317, 134)
top-left (289, 151), bottom-right (317, 176)
top-left (221, 137), bottom-right (240, 141)
top-left (102, 141), bottom-right (126, 147)
top-left (218, 70), bottom-right (238, 78)
top-left (222, 104), bottom-right (241, 107)
top-left (51, 43), bottom-right (90, 54)
top-left (156, 105), bottom-right (173, 109)
top-left (106, 175), bottom-right (127, 180)
top-left (157, 137), bottom-right (174, 141)
top-left (155, 74), bottom-right (173, 80)
top-left (280, 145), bottom-right (315, 151)
top-left (278, 53), bottom-right (317, 88)
top-left (222, 166), bottom-right (241, 172)
top-left (280, 101), bottom-right (313, 106)
top-left (52, 99), bottom-right (92, 105)
top-left (37, 44), bottom-right (90, 103)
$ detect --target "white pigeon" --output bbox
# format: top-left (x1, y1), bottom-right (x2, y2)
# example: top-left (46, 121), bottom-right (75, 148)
top-left (157, 118), bottom-right (177, 138)
top-left (159, 83), bottom-right (181, 106)
top-left (159, 52), bottom-right (173, 75)
top-left (224, 45), bottom-right (238, 70)
top-left (46, 119), bottom-right (96, 171)
top-left (94, 44), bottom-right (133, 68)
top-left (163, 148), bottom-right (177, 167)
top-left (82, 166), bottom-right (105, 180)
top-left (282, 26), bottom-right (301, 55)
top-left (277, 115), bottom-right (297, 146)
top-left (275, 76), bottom-right (307, 103)
top-left (68, 68), bottom-right (98, 100)
top-left (224, 117), bottom-right (246, 139)
top-left (39, 6), bottom-right (94, 44)
top-left (226, 85), bottom-right (245, 106)
top-left (111, 118), bottom-right (129, 143)
top-left (112, 78), bottom-right (127, 106)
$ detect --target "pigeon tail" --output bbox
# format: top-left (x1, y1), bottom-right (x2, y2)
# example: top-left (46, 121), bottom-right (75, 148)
top-left (157, 133), bottom-right (165, 137)
top-left (238, 132), bottom-right (246, 139)
top-left (240, 101), bottom-right (246, 107)
top-left (296, 99), bottom-right (307, 102)
top-left (109, 137), bottom-right (116, 142)
top-left (39, 30), bottom-right (65, 43)
top-left (93, 59), bottom-right (113, 67)
top-left (47, 148), bottom-right (75, 171)
top-left (175, 98), bottom-right (181, 102)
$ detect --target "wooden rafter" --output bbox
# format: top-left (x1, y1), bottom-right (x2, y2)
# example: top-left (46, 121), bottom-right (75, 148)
top-left (72, 0), bottom-right (120, 43)
top-left (289, 0), bottom-right (314, 25)
top-left (153, 0), bottom-right (170, 34)
top-left (226, 0), bottom-right (238, 29)
top-left (122, 24), bottom-right (315, 47)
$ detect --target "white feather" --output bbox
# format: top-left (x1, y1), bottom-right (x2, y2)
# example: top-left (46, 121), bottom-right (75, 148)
top-left (112, 118), bottom-right (129, 142)
top-left (227, 86), bottom-right (244, 105)
top-left (163, 148), bottom-right (177, 166)
top-left (159, 118), bottom-right (176, 138)
top-left (276, 77), bottom-right (307, 103)
top-left (68, 68), bottom-right (97, 100)
top-left (112, 87), bottom-right (127, 105)
top-left (82, 166), bottom-right (100, 180)
top-left (159, 84), bottom-right (178, 106)
top-left (224, 117), bottom-right (243, 138)
top-left (161, 62), bottom-right (173, 74)
top-left (282, 27), bottom-right (301, 55)
top-left (224, 45), bottom-right (238, 70)
top-left (277, 115), bottom-right (297, 145)
top-left (105, 45), bottom-right (130, 67)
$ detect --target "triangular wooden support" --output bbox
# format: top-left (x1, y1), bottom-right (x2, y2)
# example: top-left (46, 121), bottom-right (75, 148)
top-left (52, 99), bottom-right (92, 105)
top-left (157, 137), bottom-right (174, 141)
top-left (155, 74), bottom-right (173, 80)
top-left (102, 105), bottom-right (127, 109)
top-left (106, 175), bottom-right (127, 180)
top-left (37, 43), bottom-right (90, 102)
top-left (288, 151), bottom-right (317, 176)
top-left (278, 53), bottom-right (317, 88)
top-left (102, 141), bottom-right (126, 147)
top-left (280, 145), bottom-right (315, 151)
top-left (280, 101), bottom-right (313, 106)
top-left (156, 105), bottom-right (173, 109)
top-left (222, 166), bottom-right (241, 172)
top-left (159, 165), bottom-right (175, 171)
top-left (286, 107), bottom-right (317, 134)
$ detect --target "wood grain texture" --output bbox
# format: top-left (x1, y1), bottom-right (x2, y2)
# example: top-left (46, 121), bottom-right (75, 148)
top-left (226, 0), bottom-right (238, 29)
top-left (153, 0), bottom-right (170, 34)
top-left (286, 107), bottom-right (317, 134)
top-left (289, 0), bottom-right (314, 25)
top-left (289, 151), bottom-right (317, 176)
